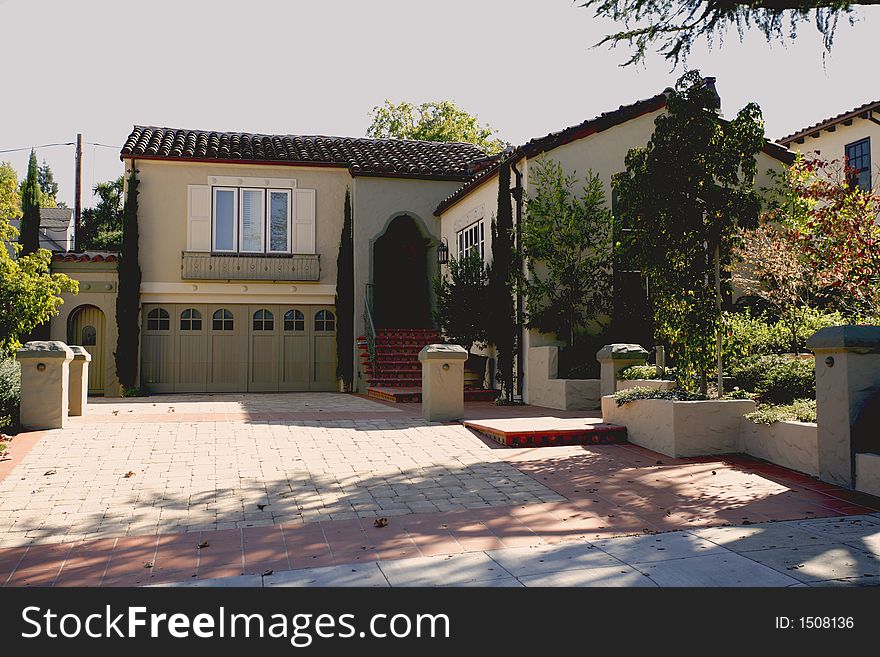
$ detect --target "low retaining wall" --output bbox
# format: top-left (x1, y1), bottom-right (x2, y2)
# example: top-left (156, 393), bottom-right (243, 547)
top-left (527, 346), bottom-right (600, 411)
top-left (856, 453), bottom-right (880, 498)
top-left (740, 417), bottom-right (819, 477)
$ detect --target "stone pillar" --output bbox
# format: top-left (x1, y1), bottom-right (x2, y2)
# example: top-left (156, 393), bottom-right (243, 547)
top-left (67, 346), bottom-right (92, 417)
top-left (596, 343), bottom-right (650, 398)
top-left (16, 341), bottom-right (75, 430)
top-left (418, 344), bottom-right (469, 422)
top-left (806, 325), bottom-right (880, 488)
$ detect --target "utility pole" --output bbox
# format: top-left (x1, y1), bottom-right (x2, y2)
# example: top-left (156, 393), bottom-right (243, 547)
top-left (74, 133), bottom-right (82, 252)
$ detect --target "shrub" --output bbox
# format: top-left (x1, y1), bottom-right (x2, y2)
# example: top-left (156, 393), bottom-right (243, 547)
top-left (612, 386), bottom-right (707, 406)
top-left (728, 354), bottom-right (815, 404)
top-left (0, 358), bottom-right (21, 431)
top-left (723, 308), bottom-right (846, 363)
top-left (745, 399), bottom-right (817, 425)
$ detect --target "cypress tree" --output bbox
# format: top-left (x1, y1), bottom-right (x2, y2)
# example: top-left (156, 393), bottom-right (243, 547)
top-left (488, 159), bottom-right (516, 402)
top-left (335, 189), bottom-right (354, 390)
top-left (114, 165), bottom-right (142, 392)
top-left (19, 150), bottom-right (41, 256)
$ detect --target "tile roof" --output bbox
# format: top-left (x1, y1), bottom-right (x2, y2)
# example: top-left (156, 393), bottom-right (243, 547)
top-left (778, 99), bottom-right (880, 145)
top-left (121, 126), bottom-right (486, 180)
top-left (52, 251), bottom-right (118, 263)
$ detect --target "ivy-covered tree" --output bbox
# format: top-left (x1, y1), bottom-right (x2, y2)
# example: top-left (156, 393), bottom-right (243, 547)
top-left (613, 71), bottom-right (765, 393)
top-left (487, 159), bottom-right (517, 402)
top-left (335, 189), bottom-right (354, 390)
top-left (521, 160), bottom-right (613, 347)
top-left (19, 150), bottom-right (42, 256)
top-left (367, 100), bottom-right (507, 154)
top-left (114, 166), bottom-right (141, 393)
top-left (433, 252), bottom-right (490, 354)
top-left (580, 0), bottom-right (865, 66)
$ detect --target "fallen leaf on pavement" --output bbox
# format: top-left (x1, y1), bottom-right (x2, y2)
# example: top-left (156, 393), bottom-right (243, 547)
top-left (198, 541), bottom-right (209, 549)
top-left (374, 517), bottom-right (388, 528)
top-left (43, 469), bottom-right (56, 476)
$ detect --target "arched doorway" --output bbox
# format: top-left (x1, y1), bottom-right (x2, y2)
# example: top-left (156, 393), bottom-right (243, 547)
top-left (68, 305), bottom-right (106, 395)
top-left (372, 215), bottom-right (433, 328)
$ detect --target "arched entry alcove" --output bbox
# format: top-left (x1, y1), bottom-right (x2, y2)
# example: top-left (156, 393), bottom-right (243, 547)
top-left (371, 214), bottom-right (433, 328)
top-left (67, 304), bottom-right (106, 394)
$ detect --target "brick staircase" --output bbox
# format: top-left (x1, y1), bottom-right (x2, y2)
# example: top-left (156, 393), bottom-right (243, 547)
top-left (358, 328), bottom-right (499, 403)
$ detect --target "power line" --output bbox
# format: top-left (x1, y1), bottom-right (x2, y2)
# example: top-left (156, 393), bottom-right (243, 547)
top-left (0, 141), bottom-right (75, 154)
top-left (85, 142), bottom-right (121, 150)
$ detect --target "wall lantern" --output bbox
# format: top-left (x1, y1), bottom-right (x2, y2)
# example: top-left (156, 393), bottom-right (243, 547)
top-left (436, 238), bottom-right (449, 265)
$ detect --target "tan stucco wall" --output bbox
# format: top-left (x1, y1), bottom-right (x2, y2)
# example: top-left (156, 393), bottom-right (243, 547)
top-left (783, 118), bottom-right (880, 187)
top-left (740, 418), bottom-right (819, 477)
top-left (526, 346), bottom-right (600, 410)
top-left (49, 265), bottom-right (120, 397)
top-left (130, 159), bottom-right (350, 305)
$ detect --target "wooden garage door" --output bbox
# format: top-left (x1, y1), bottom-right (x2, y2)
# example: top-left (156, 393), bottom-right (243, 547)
top-left (176, 305), bottom-right (208, 392)
top-left (279, 306), bottom-right (310, 391)
top-left (311, 306), bottom-right (337, 391)
top-left (207, 305), bottom-right (247, 392)
top-left (142, 305), bottom-right (174, 393)
top-left (249, 305), bottom-right (280, 392)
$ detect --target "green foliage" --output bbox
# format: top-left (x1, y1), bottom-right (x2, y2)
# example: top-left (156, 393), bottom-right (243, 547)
top-left (115, 167), bottom-right (141, 391)
top-left (613, 70), bottom-right (765, 393)
top-left (80, 176), bottom-right (124, 251)
top-left (433, 252), bottom-right (490, 353)
top-left (0, 161), bottom-right (21, 223)
top-left (724, 387), bottom-right (754, 400)
top-left (121, 386), bottom-right (143, 398)
top-left (722, 308), bottom-right (845, 363)
top-left (728, 354), bottom-right (815, 405)
top-left (367, 100), bottom-right (506, 154)
top-left (335, 190), bottom-right (354, 389)
top-left (0, 357), bottom-right (21, 431)
top-left (612, 386), bottom-right (707, 406)
top-left (579, 0), bottom-right (855, 66)
top-left (520, 161), bottom-right (613, 347)
top-left (19, 150), bottom-right (42, 256)
top-left (37, 160), bottom-right (59, 204)
top-left (745, 399), bottom-right (817, 425)
top-left (487, 160), bottom-right (516, 401)
top-left (618, 364), bottom-right (661, 380)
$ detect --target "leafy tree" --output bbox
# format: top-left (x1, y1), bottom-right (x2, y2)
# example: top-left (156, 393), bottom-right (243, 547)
top-left (38, 160), bottom-right (59, 204)
top-left (0, 211), bottom-right (77, 355)
top-left (579, 0), bottom-right (863, 66)
top-left (114, 166), bottom-right (141, 392)
top-left (0, 162), bottom-right (21, 222)
top-left (487, 159), bottom-right (517, 401)
top-left (433, 251), bottom-right (490, 354)
top-left (521, 160), bottom-right (613, 347)
top-left (367, 100), bottom-right (507, 154)
top-left (335, 189), bottom-right (354, 390)
top-left (19, 150), bottom-right (42, 256)
top-left (613, 71), bottom-right (765, 393)
top-left (80, 176), bottom-right (124, 250)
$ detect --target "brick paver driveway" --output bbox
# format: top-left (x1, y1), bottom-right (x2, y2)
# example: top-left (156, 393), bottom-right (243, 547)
top-left (0, 394), bottom-right (563, 547)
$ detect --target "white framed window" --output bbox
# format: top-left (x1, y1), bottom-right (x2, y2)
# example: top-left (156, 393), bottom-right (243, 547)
top-left (456, 221), bottom-right (484, 260)
top-left (268, 189), bottom-right (292, 253)
top-left (212, 187), bottom-right (238, 252)
top-left (240, 188), bottom-right (266, 253)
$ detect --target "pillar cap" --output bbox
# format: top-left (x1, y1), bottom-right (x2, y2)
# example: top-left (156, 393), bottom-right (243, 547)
top-left (806, 325), bottom-right (880, 353)
top-left (68, 345), bottom-right (92, 362)
top-left (16, 341), bottom-right (74, 360)
top-left (596, 343), bottom-right (650, 361)
top-left (419, 344), bottom-right (469, 362)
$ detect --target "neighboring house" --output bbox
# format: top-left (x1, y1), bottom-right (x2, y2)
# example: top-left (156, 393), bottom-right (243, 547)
top-left (5, 206), bottom-right (75, 256)
top-left (778, 100), bottom-right (880, 191)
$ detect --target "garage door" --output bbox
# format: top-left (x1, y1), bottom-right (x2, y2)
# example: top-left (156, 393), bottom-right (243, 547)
top-left (141, 303), bottom-right (337, 393)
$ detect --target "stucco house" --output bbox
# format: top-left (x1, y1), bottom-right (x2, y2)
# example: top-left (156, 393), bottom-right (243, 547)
top-left (46, 78), bottom-right (794, 400)
top-left (778, 99), bottom-right (880, 192)
top-left (5, 206), bottom-right (75, 256)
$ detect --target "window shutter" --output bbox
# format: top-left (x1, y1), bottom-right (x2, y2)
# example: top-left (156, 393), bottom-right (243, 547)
top-left (187, 185), bottom-right (211, 251)
top-left (294, 188), bottom-right (316, 254)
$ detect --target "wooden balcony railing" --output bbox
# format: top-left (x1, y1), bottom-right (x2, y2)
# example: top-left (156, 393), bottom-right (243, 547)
top-left (181, 252), bottom-right (320, 281)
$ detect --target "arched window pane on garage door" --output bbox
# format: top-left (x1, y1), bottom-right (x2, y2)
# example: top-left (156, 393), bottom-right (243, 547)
top-left (314, 309), bottom-right (335, 332)
top-left (147, 307), bottom-right (170, 331)
top-left (81, 325), bottom-right (97, 346)
top-left (253, 309), bottom-right (274, 331)
top-left (284, 309), bottom-right (305, 331)
top-left (212, 308), bottom-right (234, 331)
top-left (180, 308), bottom-right (202, 331)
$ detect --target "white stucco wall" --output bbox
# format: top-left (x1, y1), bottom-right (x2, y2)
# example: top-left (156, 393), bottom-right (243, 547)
top-left (782, 117), bottom-right (880, 189)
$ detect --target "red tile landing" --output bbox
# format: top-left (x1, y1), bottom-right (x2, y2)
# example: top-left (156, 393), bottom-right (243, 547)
top-left (367, 386), bottom-right (500, 404)
top-left (464, 416), bottom-right (627, 448)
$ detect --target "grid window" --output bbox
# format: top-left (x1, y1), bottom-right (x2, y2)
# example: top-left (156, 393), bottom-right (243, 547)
top-left (253, 309), bottom-right (274, 331)
top-left (212, 308), bottom-right (234, 331)
top-left (456, 221), bottom-right (484, 260)
top-left (147, 308), bottom-right (170, 331)
top-left (314, 309), bottom-right (335, 332)
top-left (180, 308), bottom-right (202, 331)
top-left (284, 309), bottom-right (305, 331)
top-left (845, 138), bottom-right (872, 192)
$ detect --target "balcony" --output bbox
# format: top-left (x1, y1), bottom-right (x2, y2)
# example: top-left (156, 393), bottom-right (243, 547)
top-left (181, 252), bottom-right (320, 282)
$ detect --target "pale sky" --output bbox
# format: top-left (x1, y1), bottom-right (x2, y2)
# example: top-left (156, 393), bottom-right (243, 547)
top-left (1, 0), bottom-right (878, 208)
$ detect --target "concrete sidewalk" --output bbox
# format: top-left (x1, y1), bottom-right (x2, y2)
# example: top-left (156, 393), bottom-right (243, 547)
top-left (154, 514), bottom-right (880, 588)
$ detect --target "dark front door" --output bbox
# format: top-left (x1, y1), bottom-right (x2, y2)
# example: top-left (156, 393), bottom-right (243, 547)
top-left (373, 215), bottom-right (432, 328)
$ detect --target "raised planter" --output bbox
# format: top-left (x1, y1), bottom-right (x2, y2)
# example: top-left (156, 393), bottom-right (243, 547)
top-left (616, 379), bottom-right (676, 391)
top-left (601, 395), bottom-right (755, 457)
top-left (527, 346), bottom-right (600, 411)
top-left (740, 417), bottom-right (819, 477)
